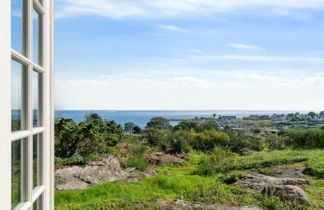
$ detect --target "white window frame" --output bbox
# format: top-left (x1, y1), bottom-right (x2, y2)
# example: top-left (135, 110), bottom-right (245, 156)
top-left (0, 0), bottom-right (54, 209)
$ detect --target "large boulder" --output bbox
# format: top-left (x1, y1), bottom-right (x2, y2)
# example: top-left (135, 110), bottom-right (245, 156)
top-left (237, 173), bottom-right (312, 205)
top-left (55, 156), bottom-right (128, 190)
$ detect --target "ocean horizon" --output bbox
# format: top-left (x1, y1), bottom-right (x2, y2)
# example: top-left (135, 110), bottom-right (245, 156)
top-left (55, 110), bottom-right (309, 128)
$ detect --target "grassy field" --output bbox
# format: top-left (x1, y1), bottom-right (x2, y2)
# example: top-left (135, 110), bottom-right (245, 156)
top-left (55, 149), bottom-right (324, 210)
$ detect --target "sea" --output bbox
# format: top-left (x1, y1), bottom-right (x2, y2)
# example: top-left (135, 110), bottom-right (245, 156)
top-left (54, 110), bottom-right (303, 128)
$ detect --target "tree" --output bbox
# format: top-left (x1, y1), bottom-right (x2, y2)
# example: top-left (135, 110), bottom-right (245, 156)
top-left (200, 119), bottom-right (219, 131)
top-left (55, 118), bottom-right (81, 158)
top-left (124, 122), bottom-right (136, 134)
top-left (78, 113), bottom-right (123, 156)
top-left (212, 113), bottom-right (216, 118)
top-left (146, 117), bottom-right (172, 130)
top-left (319, 111), bottom-right (324, 118)
top-left (308, 111), bottom-right (317, 119)
top-left (174, 121), bottom-right (198, 131)
top-left (133, 126), bottom-right (142, 134)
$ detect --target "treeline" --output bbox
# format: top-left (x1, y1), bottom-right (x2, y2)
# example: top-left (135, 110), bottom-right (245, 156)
top-left (55, 114), bottom-right (324, 166)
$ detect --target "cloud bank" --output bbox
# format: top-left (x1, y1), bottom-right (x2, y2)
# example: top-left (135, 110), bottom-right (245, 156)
top-left (56, 0), bottom-right (324, 19)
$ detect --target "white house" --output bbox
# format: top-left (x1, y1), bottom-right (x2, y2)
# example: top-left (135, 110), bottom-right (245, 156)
top-left (0, 0), bottom-right (54, 209)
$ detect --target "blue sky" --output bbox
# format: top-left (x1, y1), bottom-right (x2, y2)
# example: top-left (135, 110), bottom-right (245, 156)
top-left (54, 0), bottom-right (324, 110)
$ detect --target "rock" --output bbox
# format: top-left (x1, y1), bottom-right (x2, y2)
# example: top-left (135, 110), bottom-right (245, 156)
top-left (262, 185), bottom-right (311, 205)
top-left (55, 156), bottom-right (128, 191)
top-left (157, 199), bottom-right (263, 210)
top-left (144, 152), bottom-right (182, 165)
top-left (245, 173), bottom-right (311, 186)
top-left (126, 167), bottom-right (137, 173)
top-left (261, 163), bottom-right (307, 178)
top-left (237, 173), bottom-right (312, 205)
top-left (124, 169), bottom-right (158, 183)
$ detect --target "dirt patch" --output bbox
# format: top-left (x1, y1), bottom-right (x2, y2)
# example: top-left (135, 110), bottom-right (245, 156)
top-left (144, 152), bottom-right (183, 165)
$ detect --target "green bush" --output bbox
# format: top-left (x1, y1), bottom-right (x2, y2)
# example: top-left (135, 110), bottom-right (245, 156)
top-left (145, 117), bottom-right (172, 130)
top-left (191, 130), bottom-right (230, 151)
top-left (192, 147), bottom-right (238, 175)
top-left (170, 130), bottom-right (192, 153)
top-left (121, 156), bottom-right (149, 171)
top-left (220, 172), bottom-right (246, 184)
top-left (55, 118), bottom-right (81, 158)
top-left (55, 113), bottom-right (123, 166)
top-left (225, 130), bottom-right (266, 153)
top-left (281, 129), bottom-right (324, 148)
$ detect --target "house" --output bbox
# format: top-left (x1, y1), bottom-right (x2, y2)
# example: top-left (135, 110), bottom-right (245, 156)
top-left (0, 0), bottom-right (54, 209)
top-left (218, 115), bottom-right (237, 121)
top-left (243, 115), bottom-right (270, 120)
top-left (271, 114), bottom-right (286, 121)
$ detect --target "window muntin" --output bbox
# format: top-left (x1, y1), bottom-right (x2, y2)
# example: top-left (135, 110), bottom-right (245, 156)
top-left (10, 0), bottom-right (48, 208)
top-left (11, 60), bottom-right (27, 132)
top-left (11, 138), bottom-right (27, 209)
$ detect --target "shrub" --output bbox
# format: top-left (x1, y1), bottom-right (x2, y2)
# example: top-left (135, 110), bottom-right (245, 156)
top-left (144, 129), bottom-right (172, 151)
top-left (220, 172), bottom-right (246, 185)
top-left (145, 117), bottom-right (172, 130)
top-left (191, 130), bottom-right (230, 151)
top-left (170, 130), bottom-right (193, 153)
top-left (121, 156), bottom-right (149, 171)
top-left (55, 118), bottom-right (81, 158)
top-left (225, 130), bottom-right (266, 153)
top-left (192, 147), bottom-right (238, 175)
top-left (281, 129), bottom-right (324, 148)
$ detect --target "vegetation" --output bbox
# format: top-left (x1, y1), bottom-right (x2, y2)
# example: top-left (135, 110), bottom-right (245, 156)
top-left (55, 113), bottom-right (324, 209)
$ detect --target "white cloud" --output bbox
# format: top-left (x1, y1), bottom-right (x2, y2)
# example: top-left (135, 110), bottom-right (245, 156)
top-left (272, 8), bottom-right (290, 16)
top-left (227, 43), bottom-right (263, 51)
top-left (189, 49), bottom-right (203, 53)
top-left (272, 8), bottom-right (312, 20)
top-left (159, 25), bottom-right (185, 32)
top-left (191, 54), bottom-right (324, 64)
top-left (56, 0), bottom-right (324, 19)
top-left (55, 69), bottom-right (324, 110)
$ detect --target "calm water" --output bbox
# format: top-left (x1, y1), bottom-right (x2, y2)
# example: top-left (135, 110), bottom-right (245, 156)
top-left (55, 110), bottom-right (300, 128)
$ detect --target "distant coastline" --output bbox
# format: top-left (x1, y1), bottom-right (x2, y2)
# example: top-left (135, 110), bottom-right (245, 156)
top-left (55, 110), bottom-right (309, 128)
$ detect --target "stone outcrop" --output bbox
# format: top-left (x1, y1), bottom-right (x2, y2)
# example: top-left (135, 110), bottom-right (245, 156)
top-left (157, 199), bottom-right (263, 210)
top-left (55, 156), bottom-right (159, 190)
top-left (237, 173), bottom-right (312, 205)
top-left (261, 162), bottom-right (307, 178)
top-left (55, 156), bottom-right (128, 190)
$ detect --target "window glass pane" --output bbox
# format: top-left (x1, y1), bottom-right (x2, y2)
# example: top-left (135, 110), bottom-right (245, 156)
top-left (11, 0), bottom-right (25, 55)
top-left (11, 60), bottom-right (26, 132)
top-left (33, 71), bottom-right (41, 127)
top-left (33, 9), bottom-right (41, 65)
top-left (33, 134), bottom-right (42, 188)
top-left (33, 194), bottom-right (43, 210)
top-left (12, 139), bottom-right (27, 208)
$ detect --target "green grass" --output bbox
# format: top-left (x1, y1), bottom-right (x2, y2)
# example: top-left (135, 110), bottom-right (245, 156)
top-left (238, 149), bottom-right (323, 173)
top-left (55, 149), bottom-right (324, 209)
top-left (305, 180), bottom-right (324, 208)
top-left (55, 175), bottom-right (216, 209)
